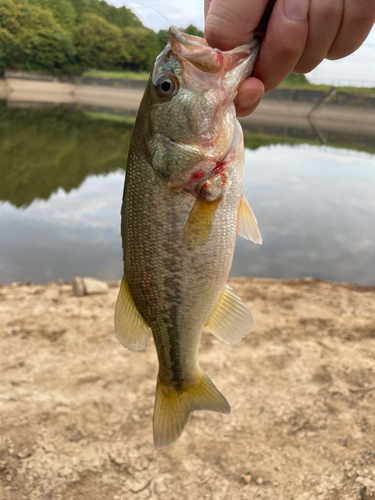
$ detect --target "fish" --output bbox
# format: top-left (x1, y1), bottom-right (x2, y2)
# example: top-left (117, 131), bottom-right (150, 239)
top-left (115, 27), bottom-right (262, 449)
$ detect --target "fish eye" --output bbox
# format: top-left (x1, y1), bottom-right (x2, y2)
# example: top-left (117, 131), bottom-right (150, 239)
top-left (155, 77), bottom-right (177, 98)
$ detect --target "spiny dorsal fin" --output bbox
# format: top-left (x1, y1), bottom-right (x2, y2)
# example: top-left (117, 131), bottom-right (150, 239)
top-left (114, 277), bottom-right (150, 352)
top-left (238, 194), bottom-right (262, 244)
top-left (206, 285), bottom-right (255, 344)
top-left (153, 371), bottom-right (230, 449)
top-left (182, 196), bottom-right (220, 249)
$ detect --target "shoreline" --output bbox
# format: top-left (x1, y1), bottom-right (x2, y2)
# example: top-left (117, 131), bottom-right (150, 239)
top-left (1, 276), bottom-right (375, 498)
top-left (1, 79), bottom-right (375, 137)
top-left (2, 276), bottom-right (375, 292)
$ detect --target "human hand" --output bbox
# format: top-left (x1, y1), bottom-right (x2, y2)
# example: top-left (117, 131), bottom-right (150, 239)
top-left (205, 0), bottom-right (375, 117)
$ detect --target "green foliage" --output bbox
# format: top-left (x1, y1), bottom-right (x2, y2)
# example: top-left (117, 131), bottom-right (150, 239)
top-left (98, 1), bottom-right (142, 29)
top-left (0, 0), bottom-right (75, 72)
top-left (182, 24), bottom-right (204, 38)
top-left (73, 13), bottom-right (130, 69)
top-left (70, 0), bottom-right (87, 19)
top-left (0, 26), bottom-right (16, 71)
top-left (284, 72), bottom-right (309, 85)
top-left (26, 0), bottom-right (77, 31)
top-left (0, 102), bottom-right (132, 207)
top-left (82, 69), bottom-right (149, 80)
top-left (121, 26), bottom-right (160, 71)
top-left (0, 0), bottom-right (77, 73)
top-left (0, 0), bottom-right (206, 74)
top-left (157, 28), bottom-right (169, 49)
top-left (71, 0), bottom-right (141, 28)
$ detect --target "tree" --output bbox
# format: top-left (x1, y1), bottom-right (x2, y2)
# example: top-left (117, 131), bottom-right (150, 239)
top-left (73, 13), bottom-right (130, 70)
top-left (0, 0), bottom-right (77, 73)
top-left (98, 1), bottom-right (142, 29)
top-left (0, 27), bottom-right (16, 71)
top-left (122, 27), bottom-right (160, 71)
top-left (26, 0), bottom-right (77, 31)
top-left (182, 24), bottom-right (204, 38)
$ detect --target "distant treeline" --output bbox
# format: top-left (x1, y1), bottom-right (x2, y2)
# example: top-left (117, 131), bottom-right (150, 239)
top-left (0, 0), bottom-right (204, 75)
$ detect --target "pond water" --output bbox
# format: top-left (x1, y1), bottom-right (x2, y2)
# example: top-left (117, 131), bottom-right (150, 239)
top-left (1, 104), bottom-right (374, 286)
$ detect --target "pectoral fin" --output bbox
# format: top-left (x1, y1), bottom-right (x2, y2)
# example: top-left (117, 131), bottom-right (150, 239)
top-left (206, 285), bottom-right (255, 344)
top-left (182, 196), bottom-right (220, 249)
top-left (238, 194), bottom-right (262, 244)
top-left (114, 276), bottom-right (150, 352)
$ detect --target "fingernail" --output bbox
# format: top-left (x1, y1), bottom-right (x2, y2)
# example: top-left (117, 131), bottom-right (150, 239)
top-left (237, 91), bottom-right (263, 109)
top-left (284, 0), bottom-right (309, 20)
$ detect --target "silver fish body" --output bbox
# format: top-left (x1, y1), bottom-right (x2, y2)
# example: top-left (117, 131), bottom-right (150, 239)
top-left (115, 27), bottom-right (262, 448)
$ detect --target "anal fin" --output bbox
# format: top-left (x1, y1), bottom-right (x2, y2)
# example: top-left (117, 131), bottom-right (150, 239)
top-left (206, 285), bottom-right (255, 344)
top-left (114, 276), bottom-right (150, 352)
top-left (238, 194), bottom-right (262, 244)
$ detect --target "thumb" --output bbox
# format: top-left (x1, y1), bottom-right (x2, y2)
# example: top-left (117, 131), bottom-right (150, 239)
top-left (205, 0), bottom-right (270, 50)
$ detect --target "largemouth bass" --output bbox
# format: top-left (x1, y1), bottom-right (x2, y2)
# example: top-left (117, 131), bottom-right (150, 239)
top-left (115, 27), bottom-right (262, 449)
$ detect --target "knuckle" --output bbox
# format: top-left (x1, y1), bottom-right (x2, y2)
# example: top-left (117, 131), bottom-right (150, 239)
top-left (314, 0), bottom-right (343, 22)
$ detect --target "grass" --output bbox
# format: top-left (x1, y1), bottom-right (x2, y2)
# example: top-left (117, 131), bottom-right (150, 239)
top-left (335, 86), bottom-right (375, 95)
top-left (242, 131), bottom-right (319, 150)
top-left (277, 81), bottom-right (332, 92)
top-left (243, 130), bottom-right (375, 155)
top-left (82, 70), bottom-right (149, 81)
top-left (278, 82), bottom-right (375, 95)
top-left (81, 113), bottom-right (375, 155)
top-left (84, 111), bottom-right (136, 124)
top-left (81, 69), bottom-right (375, 96)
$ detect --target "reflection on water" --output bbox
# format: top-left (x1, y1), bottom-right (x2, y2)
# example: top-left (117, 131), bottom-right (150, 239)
top-left (235, 145), bottom-right (375, 285)
top-left (0, 105), bottom-right (374, 286)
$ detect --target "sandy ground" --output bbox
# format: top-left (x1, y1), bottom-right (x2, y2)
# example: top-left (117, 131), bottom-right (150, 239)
top-left (1, 278), bottom-right (375, 500)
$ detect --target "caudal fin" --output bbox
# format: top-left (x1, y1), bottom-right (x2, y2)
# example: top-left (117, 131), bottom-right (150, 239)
top-left (153, 372), bottom-right (231, 449)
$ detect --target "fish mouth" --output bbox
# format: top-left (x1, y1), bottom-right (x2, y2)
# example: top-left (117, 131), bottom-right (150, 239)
top-left (169, 26), bottom-right (260, 76)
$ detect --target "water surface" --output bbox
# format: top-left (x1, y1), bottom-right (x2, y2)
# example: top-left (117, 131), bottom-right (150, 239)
top-left (1, 105), bottom-right (374, 286)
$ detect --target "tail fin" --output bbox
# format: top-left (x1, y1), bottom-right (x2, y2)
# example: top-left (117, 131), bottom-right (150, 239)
top-left (153, 372), bottom-right (231, 449)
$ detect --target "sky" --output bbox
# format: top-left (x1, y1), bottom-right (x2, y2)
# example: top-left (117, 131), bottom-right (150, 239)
top-left (110, 0), bottom-right (375, 87)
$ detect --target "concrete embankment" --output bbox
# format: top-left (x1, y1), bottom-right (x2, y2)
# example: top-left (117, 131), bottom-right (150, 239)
top-left (1, 78), bottom-right (375, 138)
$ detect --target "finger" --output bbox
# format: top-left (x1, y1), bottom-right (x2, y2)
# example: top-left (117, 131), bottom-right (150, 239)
top-left (236, 99), bottom-right (263, 117)
top-left (294, 0), bottom-right (343, 73)
top-left (234, 77), bottom-right (265, 117)
top-left (252, 0), bottom-right (310, 92)
top-left (204, 0), bottom-right (211, 20)
top-left (327, 0), bottom-right (375, 60)
top-left (204, 0), bottom-right (270, 51)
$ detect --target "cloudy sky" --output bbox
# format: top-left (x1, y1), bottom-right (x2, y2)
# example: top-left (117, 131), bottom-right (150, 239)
top-left (110, 0), bottom-right (375, 87)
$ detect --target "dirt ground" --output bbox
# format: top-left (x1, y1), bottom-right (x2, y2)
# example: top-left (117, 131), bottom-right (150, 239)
top-left (1, 277), bottom-right (375, 500)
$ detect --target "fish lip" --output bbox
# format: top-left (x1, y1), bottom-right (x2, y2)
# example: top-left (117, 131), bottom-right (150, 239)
top-left (168, 26), bottom-right (260, 76)
top-left (169, 25), bottom-right (208, 47)
top-left (169, 25), bottom-right (261, 52)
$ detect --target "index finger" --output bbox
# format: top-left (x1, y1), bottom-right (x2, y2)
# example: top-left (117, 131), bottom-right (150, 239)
top-left (205, 0), bottom-right (270, 50)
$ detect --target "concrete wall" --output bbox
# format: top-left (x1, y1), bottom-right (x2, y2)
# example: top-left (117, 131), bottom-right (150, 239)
top-left (3, 70), bottom-right (375, 108)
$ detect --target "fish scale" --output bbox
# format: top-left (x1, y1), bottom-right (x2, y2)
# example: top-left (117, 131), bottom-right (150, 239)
top-left (115, 27), bottom-right (262, 448)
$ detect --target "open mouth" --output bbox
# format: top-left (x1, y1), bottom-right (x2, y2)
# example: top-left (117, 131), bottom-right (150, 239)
top-left (169, 26), bottom-right (260, 75)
